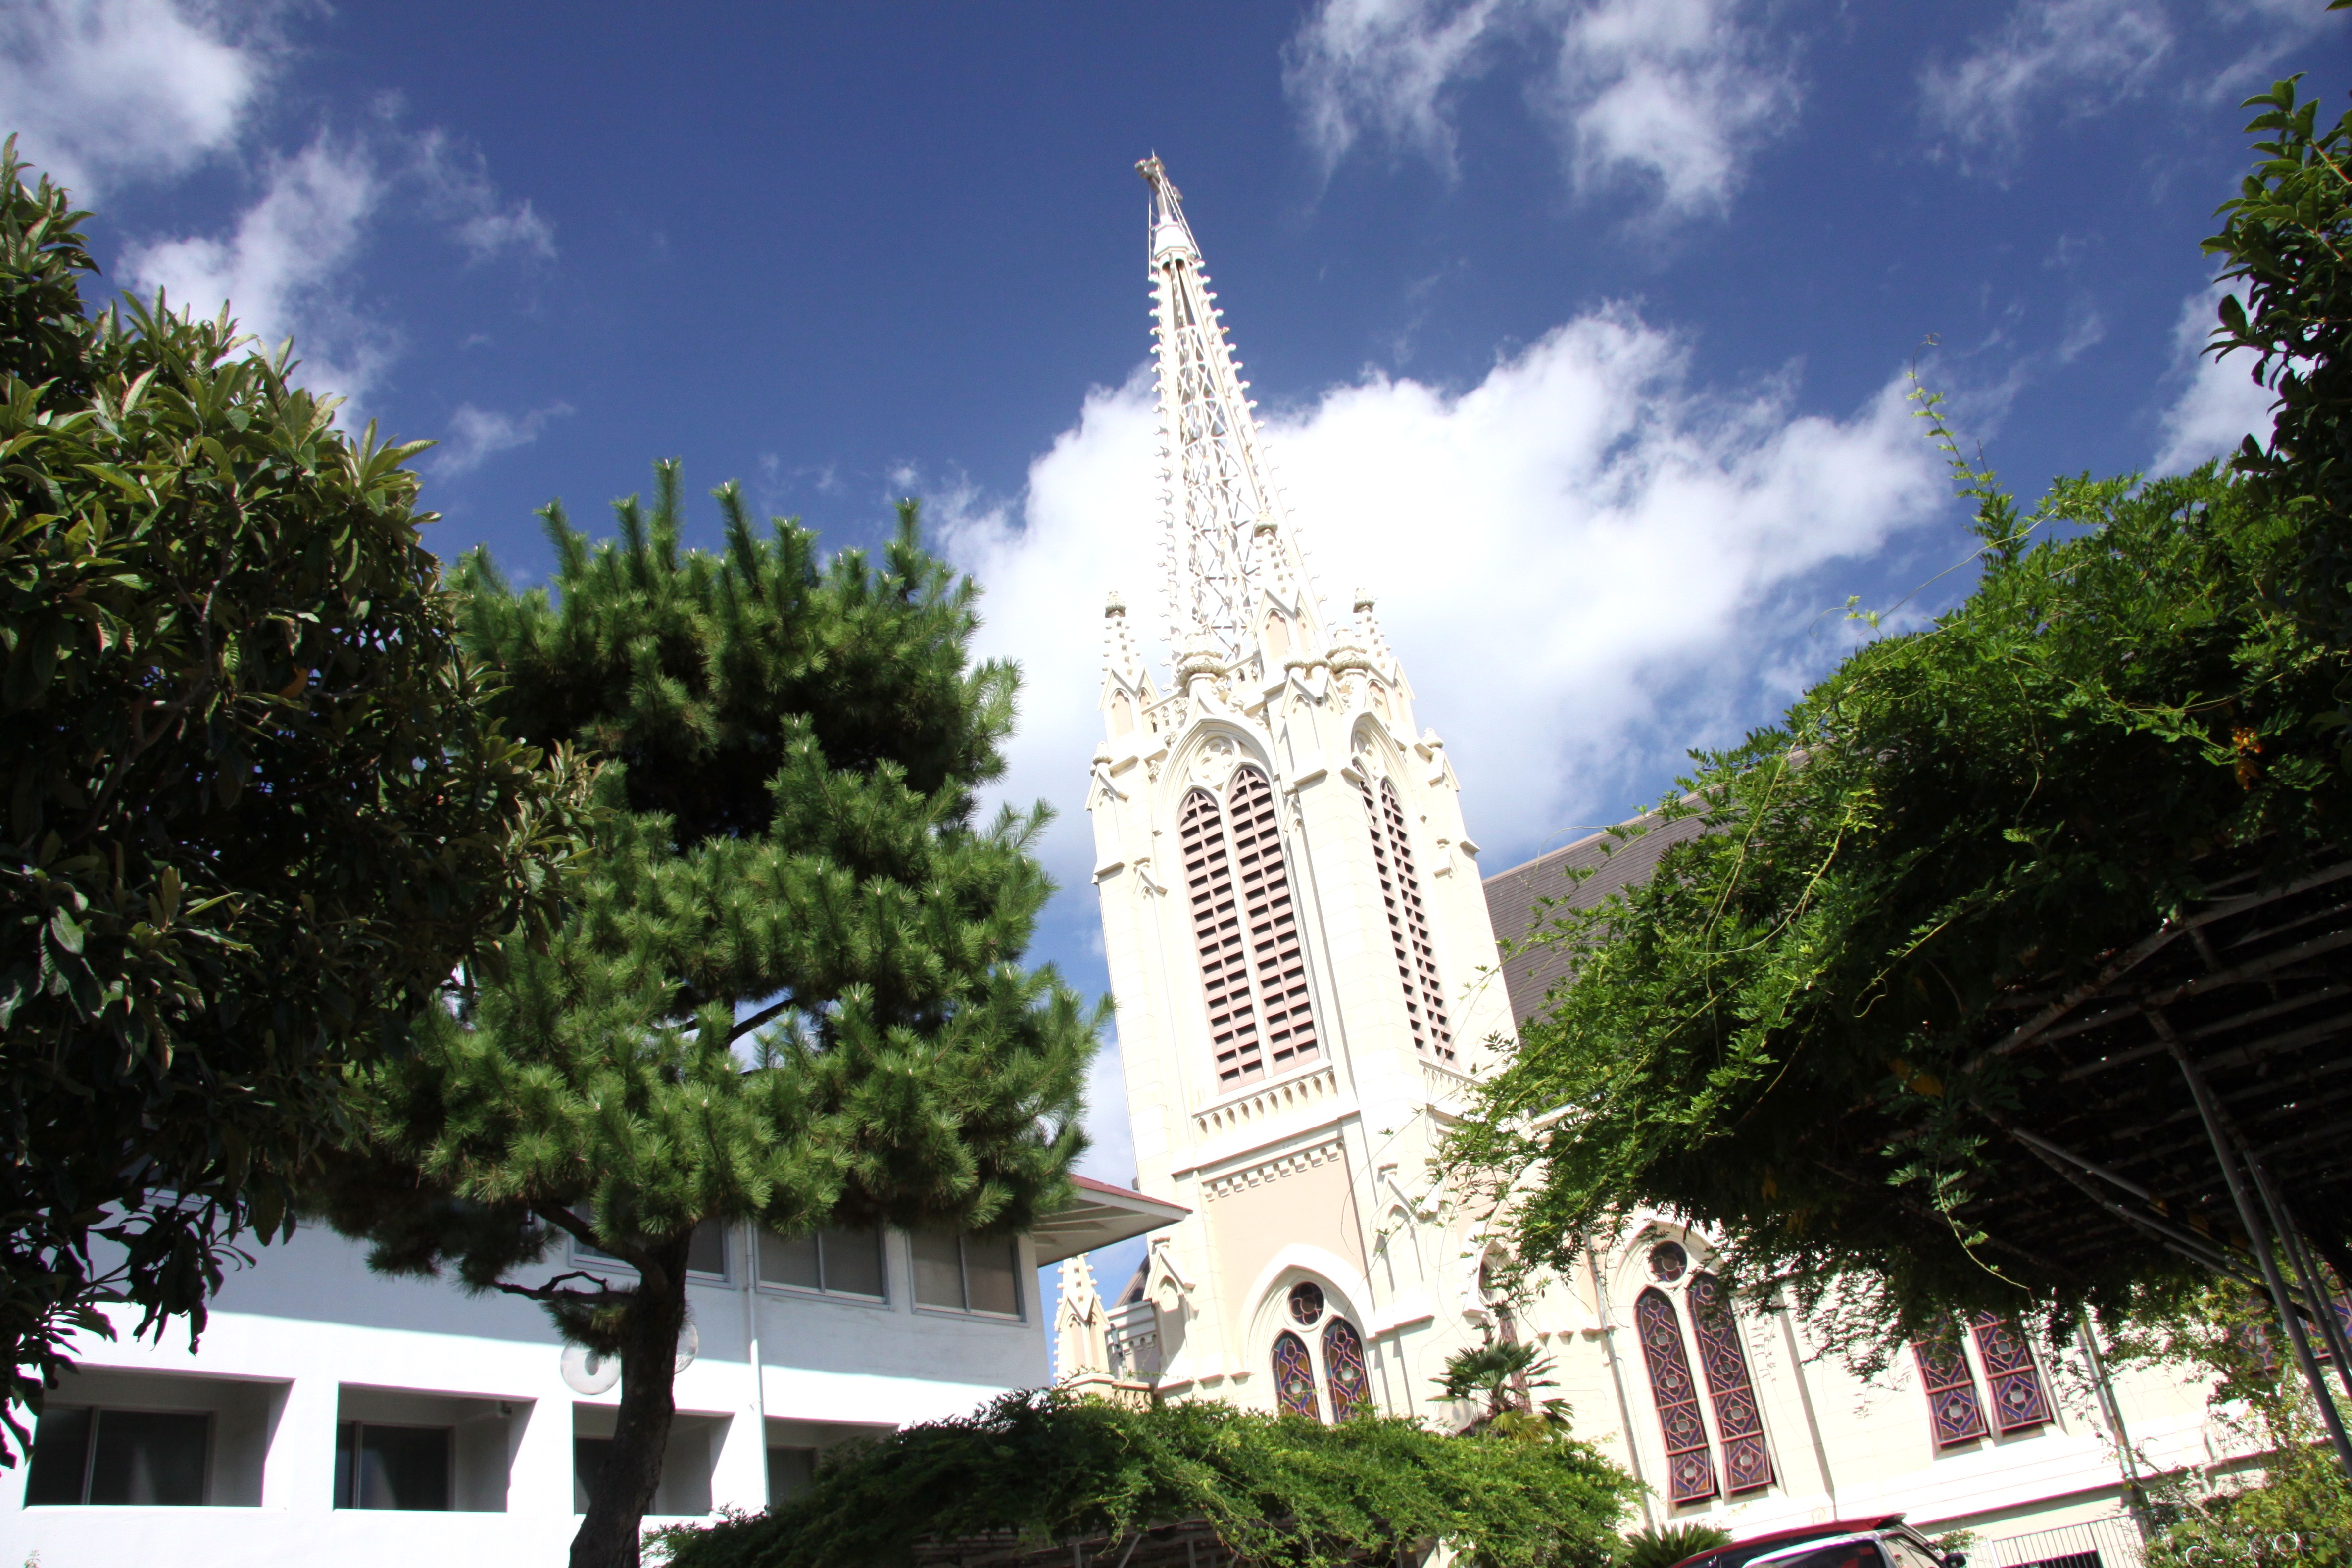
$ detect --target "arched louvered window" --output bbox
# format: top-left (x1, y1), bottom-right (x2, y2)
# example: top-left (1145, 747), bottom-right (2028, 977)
top-left (1359, 774), bottom-right (1454, 1061)
top-left (1914, 1325), bottom-right (1989, 1446)
top-left (1179, 784), bottom-right (1263, 1085)
top-left (1226, 767), bottom-right (1320, 1076)
top-left (1634, 1286), bottom-right (1718, 1506)
top-left (1272, 1330), bottom-right (1319, 1420)
top-left (1322, 1317), bottom-right (1372, 1419)
top-left (1688, 1272), bottom-right (1773, 1495)
top-left (1971, 1314), bottom-right (2051, 1432)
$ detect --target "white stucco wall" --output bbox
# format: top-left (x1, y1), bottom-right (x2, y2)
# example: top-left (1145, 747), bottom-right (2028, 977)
top-left (4, 1220), bottom-right (1046, 1566)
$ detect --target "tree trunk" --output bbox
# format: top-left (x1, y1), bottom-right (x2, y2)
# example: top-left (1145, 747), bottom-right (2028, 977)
top-left (569, 1238), bottom-right (691, 1568)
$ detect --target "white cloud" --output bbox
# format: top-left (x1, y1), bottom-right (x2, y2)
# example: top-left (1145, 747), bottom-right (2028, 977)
top-left (1284, 0), bottom-right (1506, 180)
top-left (1284, 0), bottom-right (1797, 219)
top-left (1920, 0), bottom-right (2172, 167)
top-left (1533, 0), bottom-right (1797, 218)
top-left (0, 0), bottom-right (267, 197)
top-left (432, 401), bottom-right (574, 477)
top-left (2152, 283), bottom-right (2273, 475)
top-left (414, 129), bottom-right (557, 263)
top-left (118, 121), bottom-right (559, 417)
top-left (123, 134), bottom-right (393, 408)
top-left (934, 303), bottom-right (1946, 895)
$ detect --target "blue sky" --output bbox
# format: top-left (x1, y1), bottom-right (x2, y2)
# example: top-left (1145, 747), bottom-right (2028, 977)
top-left (5, 0), bottom-right (2343, 1311)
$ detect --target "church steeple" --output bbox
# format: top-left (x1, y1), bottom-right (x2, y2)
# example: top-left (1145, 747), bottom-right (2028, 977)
top-left (1136, 156), bottom-right (1323, 672)
top-left (1088, 160), bottom-right (1519, 1430)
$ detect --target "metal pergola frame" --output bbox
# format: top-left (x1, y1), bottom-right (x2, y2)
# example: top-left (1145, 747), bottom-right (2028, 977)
top-left (1945, 855), bottom-right (2352, 1476)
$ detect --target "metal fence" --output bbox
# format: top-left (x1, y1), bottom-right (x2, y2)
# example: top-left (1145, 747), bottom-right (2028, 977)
top-left (1981, 1516), bottom-right (2146, 1568)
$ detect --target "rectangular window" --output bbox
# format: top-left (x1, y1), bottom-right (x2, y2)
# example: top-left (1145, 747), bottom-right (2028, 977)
top-left (334, 1421), bottom-right (452, 1511)
top-left (910, 1231), bottom-right (1023, 1318)
top-left (24, 1407), bottom-right (209, 1506)
top-left (758, 1226), bottom-right (886, 1299)
top-left (767, 1445), bottom-right (817, 1502)
top-left (574, 1218), bottom-right (730, 1280)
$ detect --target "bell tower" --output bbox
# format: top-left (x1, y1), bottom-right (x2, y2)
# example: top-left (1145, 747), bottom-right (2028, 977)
top-left (1087, 158), bottom-right (1519, 1421)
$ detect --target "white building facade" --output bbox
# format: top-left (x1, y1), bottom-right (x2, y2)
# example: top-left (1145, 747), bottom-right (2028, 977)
top-left (1081, 158), bottom-right (2251, 1559)
top-left (6, 1179), bottom-right (1177, 1565)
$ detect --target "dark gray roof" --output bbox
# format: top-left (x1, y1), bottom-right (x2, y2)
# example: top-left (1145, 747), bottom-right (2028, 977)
top-left (1481, 809), bottom-right (1711, 1025)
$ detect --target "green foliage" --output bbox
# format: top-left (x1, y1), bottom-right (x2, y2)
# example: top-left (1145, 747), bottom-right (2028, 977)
top-left (0, 139), bottom-right (579, 1455)
top-left (2204, 74), bottom-right (2352, 734)
top-left (1620, 1524), bottom-right (1732, 1568)
top-left (1431, 1340), bottom-right (1571, 1439)
top-left (1443, 458), bottom-right (2350, 1353)
top-left (2107, 1281), bottom-right (2352, 1568)
top-left (308, 467), bottom-right (1100, 1567)
top-left (658, 1390), bottom-right (1637, 1568)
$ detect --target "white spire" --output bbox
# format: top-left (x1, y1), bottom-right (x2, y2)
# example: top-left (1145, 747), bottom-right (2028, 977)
top-left (1137, 155), bottom-right (1318, 669)
top-left (1102, 588), bottom-right (1144, 688)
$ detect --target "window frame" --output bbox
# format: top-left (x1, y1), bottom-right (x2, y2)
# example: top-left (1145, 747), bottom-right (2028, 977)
top-left (24, 1404), bottom-right (213, 1507)
top-left (567, 1217), bottom-right (734, 1284)
top-left (754, 1223), bottom-right (892, 1307)
top-left (333, 1419), bottom-right (456, 1512)
top-left (908, 1230), bottom-right (1027, 1322)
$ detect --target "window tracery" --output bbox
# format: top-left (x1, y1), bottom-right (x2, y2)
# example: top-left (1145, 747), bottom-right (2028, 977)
top-left (1687, 1272), bottom-right (1773, 1495)
top-left (1272, 1330), bottom-right (1318, 1420)
top-left (1359, 771), bottom-right (1454, 1061)
top-left (1268, 1279), bottom-right (1372, 1423)
top-left (1970, 1314), bottom-right (2051, 1433)
top-left (1634, 1286), bottom-right (1718, 1506)
top-left (1321, 1317), bottom-right (1372, 1419)
top-left (1912, 1326), bottom-right (1990, 1446)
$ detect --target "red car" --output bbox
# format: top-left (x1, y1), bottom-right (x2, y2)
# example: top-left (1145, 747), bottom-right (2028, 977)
top-left (1668, 1516), bottom-right (1962, 1568)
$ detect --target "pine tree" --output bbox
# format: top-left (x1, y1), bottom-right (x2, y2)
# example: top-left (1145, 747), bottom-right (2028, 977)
top-left (311, 463), bottom-right (1099, 1568)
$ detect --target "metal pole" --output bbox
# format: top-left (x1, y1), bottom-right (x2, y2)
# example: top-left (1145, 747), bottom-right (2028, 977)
top-left (2075, 1308), bottom-right (2151, 1539)
top-left (742, 1219), bottom-right (770, 1509)
top-left (2169, 1039), bottom-right (2352, 1481)
top-left (2242, 1148), bottom-right (2352, 1413)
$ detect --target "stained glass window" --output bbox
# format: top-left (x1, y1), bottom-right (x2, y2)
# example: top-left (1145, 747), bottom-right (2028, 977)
top-left (1288, 1281), bottom-right (1325, 1325)
top-left (1178, 786), bottom-right (1262, 1085)
top-left (1634, 1286), bottom-right (1717, 1506)
top-left (1913, 1326), bottom-right (1989, 1446)
top-left (1228, 768), bottom-right (1321, 1075)
top-left (1272, 1330), bottom-right (1320, 1421)
top-left (1688, 1272), bottom-right (1774, 1495)
top-left (1970, 1314), bottom-right (2051, 1433)
top-left (1648, 1241), bottom-right (1687, 1282)
top-left (1322, 1317), bottom-right (1373, 1419)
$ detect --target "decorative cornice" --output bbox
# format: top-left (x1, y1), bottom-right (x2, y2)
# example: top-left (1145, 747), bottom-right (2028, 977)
top-left (1202, 1135), bottom-right (1346, 1200)
top-left (1194, 1062), bottom-right (1340, 1142)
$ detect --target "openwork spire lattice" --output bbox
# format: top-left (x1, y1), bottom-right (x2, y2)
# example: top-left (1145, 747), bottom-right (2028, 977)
top-left (1138, 156), bottom-right (1308, 665)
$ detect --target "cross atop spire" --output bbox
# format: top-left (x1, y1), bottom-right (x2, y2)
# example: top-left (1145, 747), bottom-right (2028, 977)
top-left (1136, 156), bottom-right (1320, 671)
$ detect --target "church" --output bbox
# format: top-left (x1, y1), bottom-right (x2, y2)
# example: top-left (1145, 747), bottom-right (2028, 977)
top-left (1058, 157), bottom-right (2250, 1560)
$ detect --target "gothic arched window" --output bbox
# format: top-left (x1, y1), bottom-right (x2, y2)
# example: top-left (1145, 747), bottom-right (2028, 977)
top-left (1688, 1272), bottom-right (1774, 1495)
top-left (1227, 767), bottom-right (1320, 1076)
top-left (1971, 1314), bottom-right (2051, 1433)
top-left (1272, 1331), bottom-right (1319, 1420)
top-left (1178, 785), bottom-right (1262, 1085)
top-left (1322, 1317), bottom-right (1373, 1419)
top-left (1359, 773), bottom-right (1455, 1062)
top-left (1634, 1286), bottom-right (1718, 1506)
top-left (1913, 1325), bottom-right (1990, 1447)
